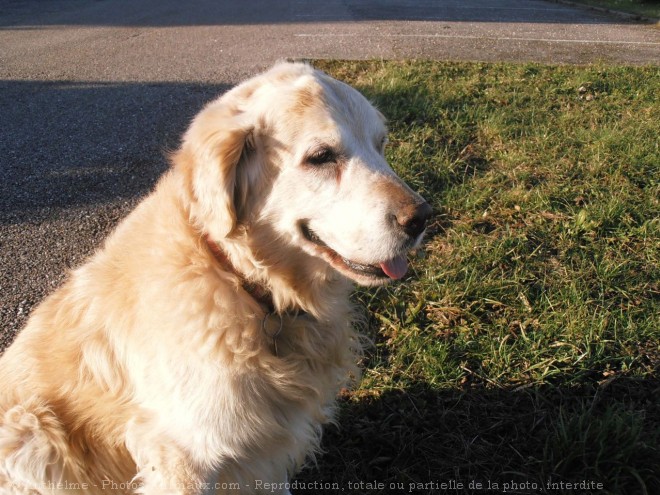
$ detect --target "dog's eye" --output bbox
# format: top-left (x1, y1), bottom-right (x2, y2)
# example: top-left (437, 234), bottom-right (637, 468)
top-left (307, 147), bottom-right (337, 166)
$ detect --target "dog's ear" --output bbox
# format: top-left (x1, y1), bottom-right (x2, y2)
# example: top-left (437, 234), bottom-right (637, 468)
top-left (177, 102), bottom-right (254, 239)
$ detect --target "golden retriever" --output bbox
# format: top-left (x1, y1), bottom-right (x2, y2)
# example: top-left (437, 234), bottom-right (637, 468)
top-left (0, 62), bottom-right (431, 494)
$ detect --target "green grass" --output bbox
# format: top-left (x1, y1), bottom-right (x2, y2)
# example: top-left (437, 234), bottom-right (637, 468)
top-left (294, 61), bottom-right (659, 494)
top-left (568, 0), bottom-right (660, 18)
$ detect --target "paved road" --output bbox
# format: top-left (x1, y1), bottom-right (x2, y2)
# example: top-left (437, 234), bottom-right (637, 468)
top-left (1, 0), bottom-right (658, 351)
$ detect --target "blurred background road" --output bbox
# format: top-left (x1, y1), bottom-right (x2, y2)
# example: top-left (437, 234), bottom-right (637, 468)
top-left (1, 0), bottom-right (658, 350)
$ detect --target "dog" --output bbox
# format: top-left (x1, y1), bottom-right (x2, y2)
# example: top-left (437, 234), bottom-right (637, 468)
top-left (0, 62), bottom-right (431, 494)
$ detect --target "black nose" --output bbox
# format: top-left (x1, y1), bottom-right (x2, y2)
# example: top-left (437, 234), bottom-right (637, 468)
top-left (397, 201), bottom-right (432, 238)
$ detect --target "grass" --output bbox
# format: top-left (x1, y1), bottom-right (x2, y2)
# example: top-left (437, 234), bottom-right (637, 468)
top-left (567, 0), bottom-right (660, 18)
top-left (293, 61), bottom-right (659, 494)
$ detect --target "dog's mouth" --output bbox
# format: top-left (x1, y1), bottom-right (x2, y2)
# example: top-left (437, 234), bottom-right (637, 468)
top-left (300, 222), bottom-right (408, 282)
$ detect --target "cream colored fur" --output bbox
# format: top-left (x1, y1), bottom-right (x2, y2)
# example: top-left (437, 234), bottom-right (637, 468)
top-left (0, 62), bottom-right (428, 494)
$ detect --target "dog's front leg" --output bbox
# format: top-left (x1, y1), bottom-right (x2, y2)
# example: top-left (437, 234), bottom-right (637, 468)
top-left (204, 461), bottom-right (294, 495)
top-left (132, 454), bottom-right (207, 495)
top-left (125, 422), bottom-right (208, 495)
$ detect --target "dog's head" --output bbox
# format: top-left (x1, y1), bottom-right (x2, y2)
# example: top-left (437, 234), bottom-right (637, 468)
top-left (178, 62), bottom-right (431, 287)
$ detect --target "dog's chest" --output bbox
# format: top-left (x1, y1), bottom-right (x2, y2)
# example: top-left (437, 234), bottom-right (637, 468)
top-left (160, 313), bottom-right (356, 465)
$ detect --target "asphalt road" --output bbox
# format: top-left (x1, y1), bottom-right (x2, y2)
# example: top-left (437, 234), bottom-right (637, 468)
top-left (1, 0), bottom-right (658, 352)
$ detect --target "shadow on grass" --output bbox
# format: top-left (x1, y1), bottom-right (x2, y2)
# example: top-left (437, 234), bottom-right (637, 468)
top-left (295, 378), bottom-right (660, 495)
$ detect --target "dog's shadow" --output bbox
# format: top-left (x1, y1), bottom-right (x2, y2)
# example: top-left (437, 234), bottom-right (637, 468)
top-left (0, 80), bottom-right (231, 225)
top-left (294, 376), bottom-right (659, 495)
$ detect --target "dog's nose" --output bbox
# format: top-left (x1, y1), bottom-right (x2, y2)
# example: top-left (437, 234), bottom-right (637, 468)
top-left (397, 201), bottom-right (432, 238)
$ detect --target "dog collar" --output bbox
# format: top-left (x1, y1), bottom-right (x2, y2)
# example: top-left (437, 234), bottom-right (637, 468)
top-left (204, 234), bottom-right (276, 313)
top-left (204, 234), bottom-right (311, 357)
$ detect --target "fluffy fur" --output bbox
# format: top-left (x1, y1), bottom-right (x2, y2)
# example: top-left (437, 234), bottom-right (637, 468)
top-left (0, 62), bottom-right (429, 494)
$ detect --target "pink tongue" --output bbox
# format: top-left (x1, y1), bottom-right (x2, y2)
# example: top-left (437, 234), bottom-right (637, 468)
top-left (380, 255), bottom-right (408, 280)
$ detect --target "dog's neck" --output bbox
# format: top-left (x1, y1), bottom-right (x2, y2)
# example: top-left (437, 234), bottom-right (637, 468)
top-left (203, 230), bottom-right (350, 321)
top-left (204, 234), bottom-right (276, 313)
